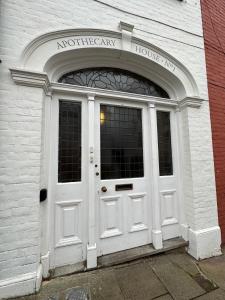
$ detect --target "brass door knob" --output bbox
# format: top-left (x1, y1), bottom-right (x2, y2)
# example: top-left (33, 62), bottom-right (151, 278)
top-left (101, 186), bottom-right (107, 193)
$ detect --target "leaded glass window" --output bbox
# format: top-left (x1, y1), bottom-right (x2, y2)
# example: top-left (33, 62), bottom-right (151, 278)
top-left (157, 111), bottom-right (173, 176)
top-left (58, 101), bottom-right (81, 182)
top-left (100, 104), bottom-right (144, 180)
top-left (58, 68), bottom-right (169, 98)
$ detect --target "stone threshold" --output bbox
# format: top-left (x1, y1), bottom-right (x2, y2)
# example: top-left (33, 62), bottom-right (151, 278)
top-left (51, 237), bottom-right (188, 278)
top-left (98, 237), bottom-right (189, 268)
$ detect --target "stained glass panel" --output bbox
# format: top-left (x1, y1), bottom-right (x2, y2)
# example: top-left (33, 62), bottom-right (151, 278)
top-left (58, 68), bottom-right (169, 98)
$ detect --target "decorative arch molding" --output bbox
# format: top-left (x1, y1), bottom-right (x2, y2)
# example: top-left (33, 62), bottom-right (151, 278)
top-left (10, 24), bottom-right (202, 104)
top-left (46, 48), bottom-right (178, 99)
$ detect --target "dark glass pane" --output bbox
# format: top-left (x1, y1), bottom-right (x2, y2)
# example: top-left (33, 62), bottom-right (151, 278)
top-left (59, 68), bottom-right (169, 98)
top-left (157, 111), bottom-right (173, 176)
top-left (100, 105), bottom-right (144, 179)
top-left (58, 101), bottom-right (81, 182)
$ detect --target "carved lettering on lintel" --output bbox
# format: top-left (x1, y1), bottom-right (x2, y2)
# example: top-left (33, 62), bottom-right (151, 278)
top-left (56, 36), bottom-right (176, 73)
top-left (134, 44), bottom-right (176, 72)
top-left (57, 36), bottom-right (117, 50)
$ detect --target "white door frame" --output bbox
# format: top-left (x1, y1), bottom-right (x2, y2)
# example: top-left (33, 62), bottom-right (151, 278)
top-left (48, 84), bottom-right (182, 269)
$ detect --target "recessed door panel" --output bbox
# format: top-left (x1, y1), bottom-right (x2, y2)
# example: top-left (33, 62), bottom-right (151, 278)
top-left (55, 200), bottom-right (82, 248)
top-left (100, 195), bottom-right (123, 239)
top-left (160, 190), bottom-right (178, 227)
top-left (128, 193), bottom-right (148, 233)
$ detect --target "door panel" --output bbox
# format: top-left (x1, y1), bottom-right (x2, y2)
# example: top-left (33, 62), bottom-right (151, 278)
top-left (100, 195), bottom-right (123, 239)
top-left (128, 192), bottom-right (148, 233)
top-left (55, 199), bottom-right (82, 248)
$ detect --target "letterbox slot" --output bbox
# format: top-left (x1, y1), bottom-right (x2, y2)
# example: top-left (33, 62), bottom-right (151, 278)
top-left (115, 184), bottom-right (133, 191)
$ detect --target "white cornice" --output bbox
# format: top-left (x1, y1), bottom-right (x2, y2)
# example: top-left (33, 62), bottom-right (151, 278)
top-left (178, 96), bottom-right (204, 110)
top-left (9, 69), bottom-right (204, 109)
top-left (10, 68), bottom-right (50, 94)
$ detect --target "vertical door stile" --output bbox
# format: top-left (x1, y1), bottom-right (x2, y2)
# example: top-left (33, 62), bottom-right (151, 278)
top-left (50, 97), bottom-right (59, 268)
top-left (143, 106), bottom-right (152, 241)
top-left (87, 94), bottom-right (97, 269)
top-left (42, 94), bottom-right (53, 276)
top-left (148, 103), bottom-right (163, 250)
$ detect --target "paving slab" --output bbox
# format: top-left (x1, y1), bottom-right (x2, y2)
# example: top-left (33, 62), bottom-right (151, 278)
top-left (194, 288), bottom-right (225, 299)
top-left (114, 261), bottom-right (167, 300)
top-left (199, 255), bottom-right (225, 291)
top-left (88, 269), bottom-right (124, 300)
top-left (40, 273), bottom-right (90, 300)
top-left (64, 287), bottom-right (89, 300)
top-left (166, 251), bottom-right (199, 277)
top-left (148, 255), bottom-right (205, 300)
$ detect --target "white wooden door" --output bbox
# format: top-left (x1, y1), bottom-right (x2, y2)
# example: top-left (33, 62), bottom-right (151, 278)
top-left (51, 96), bottom-right (88, 268)
top-left (95, 100), bottom-right (152, 256)
top-left (157, 108), bottom-right (180, 240)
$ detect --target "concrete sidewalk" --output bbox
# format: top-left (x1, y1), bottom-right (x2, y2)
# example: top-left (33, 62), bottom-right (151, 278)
top-left (10, 247), bottom-right (225, 300)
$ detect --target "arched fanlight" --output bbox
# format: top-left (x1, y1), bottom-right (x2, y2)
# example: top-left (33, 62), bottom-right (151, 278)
top-left (58, 67), bottom-right (169, 98)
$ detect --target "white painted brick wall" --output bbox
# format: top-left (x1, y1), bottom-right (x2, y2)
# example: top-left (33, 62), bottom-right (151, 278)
top-left (0, 83), bottom-right (42, 282)
top-left (0, 0), bottom-right (218, 292)
top-left (188, 102), bottom-right (219, 229)
top-left (181, 101), bottom-right (219, 230)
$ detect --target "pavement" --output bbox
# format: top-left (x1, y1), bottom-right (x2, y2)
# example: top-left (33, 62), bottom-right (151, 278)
top-left (10, 247), bottom-right (225, 300)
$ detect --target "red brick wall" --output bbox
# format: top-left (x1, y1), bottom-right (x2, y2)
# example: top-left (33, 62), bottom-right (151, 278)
top-left (201, 0), bottom-right (225, 242)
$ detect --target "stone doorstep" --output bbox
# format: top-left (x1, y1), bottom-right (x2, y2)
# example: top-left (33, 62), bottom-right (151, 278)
top-left (98, 237), bottom-right (188, 267)
top-left (50, 237), bottom-right (188, 278)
